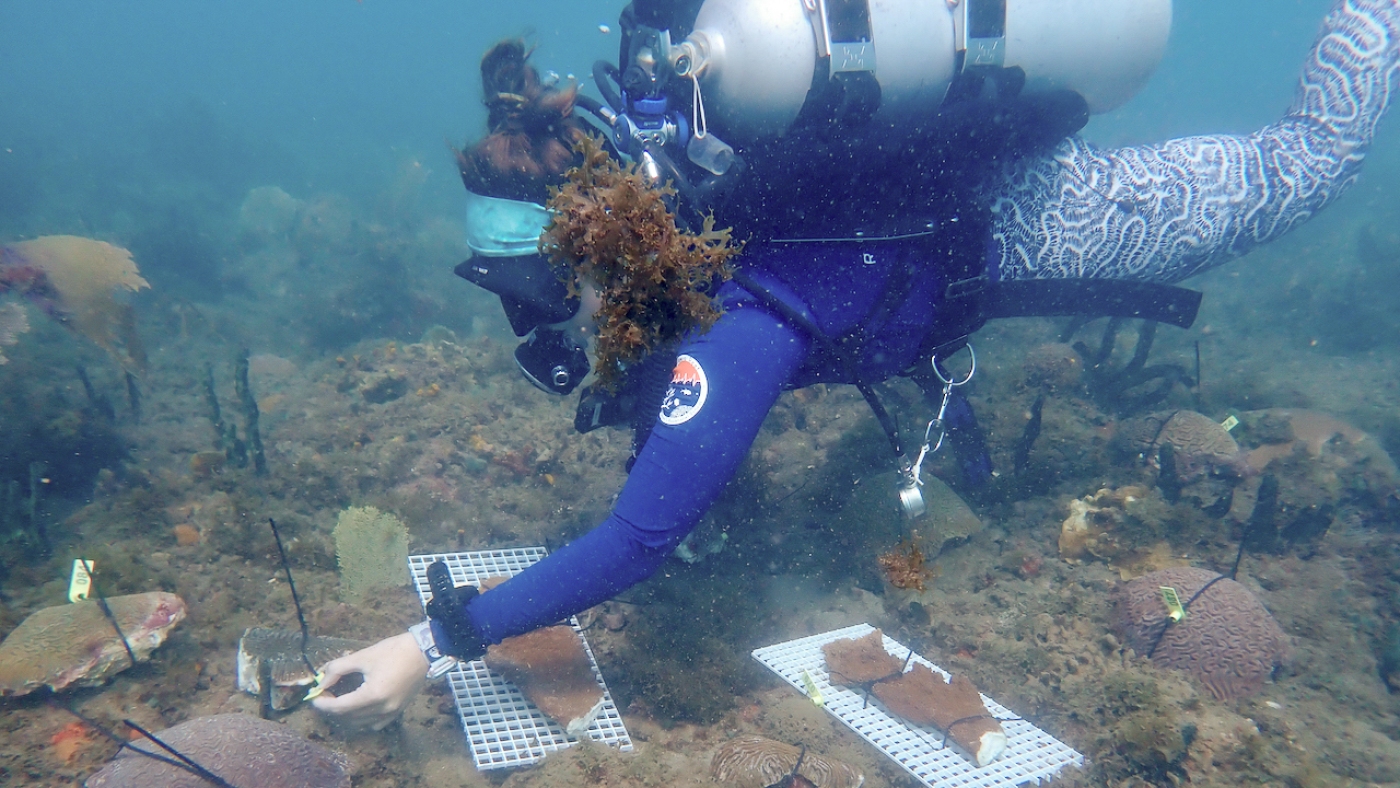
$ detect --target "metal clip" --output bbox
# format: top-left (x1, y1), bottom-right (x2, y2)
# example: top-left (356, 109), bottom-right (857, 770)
top-left (907, 345), bottom-right (977, 492)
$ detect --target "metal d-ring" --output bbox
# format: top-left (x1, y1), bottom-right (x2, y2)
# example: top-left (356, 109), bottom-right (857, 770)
top-left (932, 343), bottom-right (976, 387)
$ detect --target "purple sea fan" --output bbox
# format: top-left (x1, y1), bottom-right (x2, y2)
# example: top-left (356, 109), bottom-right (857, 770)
top-left (1113, 566), bottom-right (1289, 701)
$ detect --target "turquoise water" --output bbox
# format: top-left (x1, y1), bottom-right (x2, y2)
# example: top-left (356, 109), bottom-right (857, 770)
top-left (2, 1), bottom-right (1399, 786)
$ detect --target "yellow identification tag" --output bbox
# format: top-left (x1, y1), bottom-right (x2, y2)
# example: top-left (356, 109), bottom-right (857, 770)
top-left (1220, 415), bottom-right (1239, 432)
top-left (69, 559), bottom-right (95, 603)
top-left (801, 670), bottom-right (824, 707)
top-left (303, 671), bottom-right (328, 701)
top-left (1160, 586), bottom-right (1186, 622)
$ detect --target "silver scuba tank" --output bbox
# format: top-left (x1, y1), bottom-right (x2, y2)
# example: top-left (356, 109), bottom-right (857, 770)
top-left (670, 0), bottom-right (1171, 141)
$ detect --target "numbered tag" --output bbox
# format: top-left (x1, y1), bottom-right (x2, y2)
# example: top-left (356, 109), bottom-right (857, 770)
top-left (801, 669), bottom-right (824, 707)
top-left (1220, 415), bottom-right (1240, 432)
top-left (1159, 585), bottom-right (1186, 623)
top-left (303, 671), bottom-right (328, 701)
top-left (69, 559), bottom-right (95, 603)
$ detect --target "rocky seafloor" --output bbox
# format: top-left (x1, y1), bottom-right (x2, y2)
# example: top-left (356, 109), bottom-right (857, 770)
top-left (3, 178), bottom-right (1400, 788)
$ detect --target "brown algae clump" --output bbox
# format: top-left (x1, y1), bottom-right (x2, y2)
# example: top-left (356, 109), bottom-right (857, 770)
top-left (542, 135), bottom-right (740, 388)
top-left (878, 538), bottom-right (932, 591)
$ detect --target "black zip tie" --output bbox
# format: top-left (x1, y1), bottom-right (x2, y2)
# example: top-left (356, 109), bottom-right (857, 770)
top-left (83, 561), bottom-right (138, 670)
top-left (901, 645), bottom-right (917, 671)
top-left (125, 719), bottom-right (240, 788)
top-left (936, 713), bottom-right (1024, 748)
top-left (267, 518), bottom-right (316, 674)
top-left (1145, 573), bottom-right (1231, 659)
top-left (786, 743), bottom-right (809, 783)
top-left (861, 645), bottom-right (920, 709)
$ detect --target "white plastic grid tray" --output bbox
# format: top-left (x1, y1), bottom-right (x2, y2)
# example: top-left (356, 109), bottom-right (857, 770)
top-left (753, 624), bottom-right (1082, 788)
top-left (408, 548), bottom-right (633, 770)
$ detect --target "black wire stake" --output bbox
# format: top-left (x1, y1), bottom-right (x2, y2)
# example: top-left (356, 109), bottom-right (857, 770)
top-left (124, 720), bottom-right (239, 788)
top-left (267, 518), bottom-right (316, 674)
top-left (1146, 517), bottom-right (1259, 660)
top-left (52, 701), bottom-right (236, 786)
top-left (83, 560), bottom-right (138, 669)
top-left (47, 700), bottom-right (199, 778)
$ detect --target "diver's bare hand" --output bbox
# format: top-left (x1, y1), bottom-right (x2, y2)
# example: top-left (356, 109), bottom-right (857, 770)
top-left (311, 632), bottom-right (428, 731)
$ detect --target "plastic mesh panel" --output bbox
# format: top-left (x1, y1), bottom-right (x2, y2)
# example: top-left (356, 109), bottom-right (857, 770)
top-left (753, 624), bottom-right (1082, 788)
top-left (408, 549), bottom-right (633, 769)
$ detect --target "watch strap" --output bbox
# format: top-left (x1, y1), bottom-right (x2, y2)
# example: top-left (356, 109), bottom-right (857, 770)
top-left (409, 620), bottom-right (459, 679)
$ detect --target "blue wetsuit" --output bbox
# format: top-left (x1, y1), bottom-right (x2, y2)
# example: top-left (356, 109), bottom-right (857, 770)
top-left (460, 0), bottom-right (1399, 646)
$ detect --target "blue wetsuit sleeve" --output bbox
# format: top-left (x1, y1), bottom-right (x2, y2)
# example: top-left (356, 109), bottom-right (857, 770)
top-left (462, 304), bottom-right (810, 644)
top-left (991, 0), bottom-right (1399, 284)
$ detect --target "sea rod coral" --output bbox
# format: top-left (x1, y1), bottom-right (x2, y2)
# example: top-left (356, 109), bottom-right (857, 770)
top-left (541, 135), bottom-right (740, 388)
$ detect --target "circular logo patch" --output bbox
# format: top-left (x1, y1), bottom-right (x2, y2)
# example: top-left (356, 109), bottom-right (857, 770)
top-left (659, 354), bottom-right (708, 426)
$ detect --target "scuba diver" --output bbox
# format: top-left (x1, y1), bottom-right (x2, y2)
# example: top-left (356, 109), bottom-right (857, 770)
top-left (315, 0), bottom-right (1399, 729)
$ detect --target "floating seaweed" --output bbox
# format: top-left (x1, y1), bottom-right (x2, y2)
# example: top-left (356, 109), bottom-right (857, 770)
top-left (541, 135), bottom-right (740, 388)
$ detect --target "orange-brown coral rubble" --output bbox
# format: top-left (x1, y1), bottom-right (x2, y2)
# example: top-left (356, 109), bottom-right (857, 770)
top-left (49, 721), bottom-right (95, 764)
top-left (878, 538), bottom-right (932, 591)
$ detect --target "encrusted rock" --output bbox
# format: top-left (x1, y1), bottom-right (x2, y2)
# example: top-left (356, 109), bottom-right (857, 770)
top-left (1228, 409), bottom-right (1400, 536)
top-left (359, 370), bottom-right (409, 403)
top-left (1058, 485), bottom-right (1155, 565)
top-left (236, 627), bottom-right (369, 711)
top-left (1022, 342), bottom-right (1083, 391)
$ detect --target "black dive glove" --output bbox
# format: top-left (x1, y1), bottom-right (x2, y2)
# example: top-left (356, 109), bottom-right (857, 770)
top-left (424, 560), bottom-right (489, 661)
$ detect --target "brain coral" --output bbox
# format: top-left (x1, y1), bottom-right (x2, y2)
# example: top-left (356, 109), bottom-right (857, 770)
top-left (1112, 566), bottom-right (1288, 701)
top-left (85, 714), bottom-right (349, 788)
top-left (1117, 410), bottom-right (1244, 483)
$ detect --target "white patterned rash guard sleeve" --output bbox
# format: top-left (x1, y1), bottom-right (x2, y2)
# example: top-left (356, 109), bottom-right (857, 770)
top-left (991, 0), bottom-right (1400, 284)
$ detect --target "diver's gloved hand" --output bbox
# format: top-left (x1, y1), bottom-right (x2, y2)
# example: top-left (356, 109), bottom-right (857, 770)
top-left (310, 633), bottom-right (428, 731)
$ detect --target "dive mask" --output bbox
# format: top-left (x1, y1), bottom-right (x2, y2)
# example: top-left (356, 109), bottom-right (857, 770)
top-left (464, 191), bottom-right (553, 258)
top-left (457, 191), bottom-right (581, 336)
